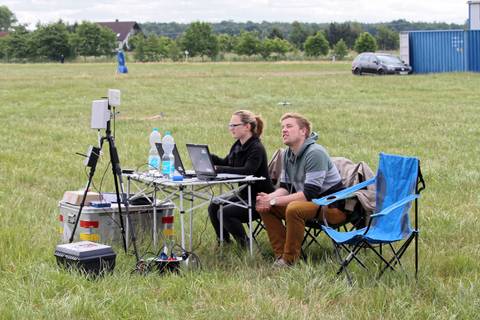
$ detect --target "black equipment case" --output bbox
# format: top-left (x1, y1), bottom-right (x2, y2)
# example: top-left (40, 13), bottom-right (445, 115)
top-left (54, 241), bottom-right (116, 275)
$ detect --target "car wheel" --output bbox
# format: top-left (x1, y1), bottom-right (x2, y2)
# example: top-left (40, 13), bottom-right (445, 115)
top-left (377, 69), bottom-right (385, 75)
top-left (353, 67), bottom-right (361, 75)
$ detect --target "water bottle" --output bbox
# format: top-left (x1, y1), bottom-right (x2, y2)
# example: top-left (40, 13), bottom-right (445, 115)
top-left (148, 128), bottom-right (162, 173)
top-left (161, 131), bottom-right (175, 179)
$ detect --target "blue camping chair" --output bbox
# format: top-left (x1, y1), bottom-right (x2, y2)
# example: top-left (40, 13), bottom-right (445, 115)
top-left (312, 153), bottom-right (425, 284)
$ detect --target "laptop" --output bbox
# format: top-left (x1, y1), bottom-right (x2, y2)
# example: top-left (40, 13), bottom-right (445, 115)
top-left (185, 143), bottom-right (247, 180)
top-left (155, 143), bottom-right (196, 178)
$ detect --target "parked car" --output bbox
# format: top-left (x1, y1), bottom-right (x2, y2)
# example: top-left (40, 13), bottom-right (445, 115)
top-left (352, 52), bottom-right (412, 75)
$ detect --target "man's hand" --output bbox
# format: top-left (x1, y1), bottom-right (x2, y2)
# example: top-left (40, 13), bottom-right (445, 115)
top-left (256, 193), bottom-right (271, 213)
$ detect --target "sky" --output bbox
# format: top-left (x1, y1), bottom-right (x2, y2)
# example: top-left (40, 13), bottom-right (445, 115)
top-left (2, 0), bottom-right (469, 28)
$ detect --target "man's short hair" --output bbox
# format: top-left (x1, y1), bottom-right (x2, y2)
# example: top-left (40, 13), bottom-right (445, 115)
top-left (280, 113), bottom-right (311, 138)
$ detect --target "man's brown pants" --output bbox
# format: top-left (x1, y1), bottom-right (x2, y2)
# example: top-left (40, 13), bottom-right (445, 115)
top-left (259, 201), bottom-right (346, 264)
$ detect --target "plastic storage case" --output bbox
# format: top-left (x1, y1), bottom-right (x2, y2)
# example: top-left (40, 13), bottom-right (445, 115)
top-left (58, 199), bottom-right (174, 247)
top-left (54, 241), bottom-right (116, 276)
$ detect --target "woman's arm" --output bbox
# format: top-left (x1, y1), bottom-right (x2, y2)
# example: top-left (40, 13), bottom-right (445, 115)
top-left (215, 144), bottom-right (264, 175)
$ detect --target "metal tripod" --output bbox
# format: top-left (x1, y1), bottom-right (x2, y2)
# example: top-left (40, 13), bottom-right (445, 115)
top-left (69, 103), bottom-right (140, 262)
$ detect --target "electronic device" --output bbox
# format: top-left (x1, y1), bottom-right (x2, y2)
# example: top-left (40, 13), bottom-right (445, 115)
top-left (155, 143), bottom-right (195, 178)
top-left (91, 99), bottom-right (109, 129)
top-left (185, 144), bottom-right (246, 180)
top-left (108, 89), bottom-right (121, 107)
top-left (83, 145), bottom-right (100, 167)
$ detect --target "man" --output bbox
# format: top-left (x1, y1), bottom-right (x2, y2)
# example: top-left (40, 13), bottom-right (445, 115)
top-left (256, 113), bottom-right (346, 267)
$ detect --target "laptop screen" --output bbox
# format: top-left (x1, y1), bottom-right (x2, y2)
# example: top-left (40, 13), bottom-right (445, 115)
top-left (155, 143), bottom-right (186, 175)
top-left (186, 144), bottom-right (216, 177)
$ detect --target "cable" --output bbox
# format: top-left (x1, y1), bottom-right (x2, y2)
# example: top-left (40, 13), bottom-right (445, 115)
top-left (189, 183), bottom-right (216, 252)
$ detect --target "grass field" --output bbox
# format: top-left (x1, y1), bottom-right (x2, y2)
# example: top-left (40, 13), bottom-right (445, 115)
top-left (0, 61), bottom-right (479, 319)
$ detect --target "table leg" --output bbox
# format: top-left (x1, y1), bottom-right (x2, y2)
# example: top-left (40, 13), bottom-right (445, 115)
top-left (248, 183), bottom-right (253, 255)
top-left (189, 185), bottom-right (194, 252)
top-left (153, 186), bottom-right (157, 250)
top-left (180, 186), bottom-right (185, 252)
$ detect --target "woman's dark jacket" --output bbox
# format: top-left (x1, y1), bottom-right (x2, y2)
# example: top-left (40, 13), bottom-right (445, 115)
top-left (211, 136), bottom-right (274, 199)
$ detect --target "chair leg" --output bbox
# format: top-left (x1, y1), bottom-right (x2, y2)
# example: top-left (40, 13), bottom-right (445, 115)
top-left (340, 243), bottom-right (368, 270)
top-left (377, 234), bottom-right (415, 278)
top-left (332, 242), bottom-right (353, 285)
top-left (414, 230), bottom-right (419, 281)
top-left (251, 220), bottom-right (265, 247)
top-left (364, 242), bottom-right (397, 273)
top-left (334, 241), bottom-right (368, 285)
top-left (302, 228), bottom-right (322, 251)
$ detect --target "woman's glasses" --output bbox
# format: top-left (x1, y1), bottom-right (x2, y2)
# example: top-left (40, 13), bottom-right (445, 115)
top-left (228, 123), bottom-right (244, 129)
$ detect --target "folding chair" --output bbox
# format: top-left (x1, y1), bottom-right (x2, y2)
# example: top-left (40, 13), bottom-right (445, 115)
top-left (302, 201), bottom-right (366, 252)
top-left (302, 157), bottom-right (375, 253)
top-left (251, 218), bottom-right (265, 246)
top-left (312, 153), bottom-right (425, 284)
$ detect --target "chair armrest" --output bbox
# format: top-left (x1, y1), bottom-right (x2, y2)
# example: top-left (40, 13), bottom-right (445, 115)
top-left (312, 177), bottom-right (376, 206)
top-left (360, 193), bottom-right (420, 236)
top-left (369, 194), bottom-right (419, 218)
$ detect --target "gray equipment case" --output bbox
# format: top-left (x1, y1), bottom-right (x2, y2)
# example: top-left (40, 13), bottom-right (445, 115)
top-left (58, 199), bottom-right (174, 247)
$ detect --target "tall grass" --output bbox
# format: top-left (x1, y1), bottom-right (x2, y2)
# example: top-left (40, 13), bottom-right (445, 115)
top-left (0, 61), bottom-right (479, 319)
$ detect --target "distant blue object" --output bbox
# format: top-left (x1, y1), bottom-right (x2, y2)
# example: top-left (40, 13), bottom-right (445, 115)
top-left (313, 153), bottom-right (425, 284)
top-left (409, 30), bottom-right (465, 73)
top-left (467, 30), bottom-right (480, 72)
top-left (408, 30), bottom-right (480, 73)
top-left (117, 51), bottom-right (128, 74)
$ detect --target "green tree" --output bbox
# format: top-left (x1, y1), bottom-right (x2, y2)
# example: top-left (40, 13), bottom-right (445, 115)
top-left (71, 22), bottom-right (116, 59)
top-left (354, 32), bottom-right (377, 53)
top-left (376, 26), bottom-right (399, 50)
top-left (304, 32), bottom-right (329, 57)
top-left (326, 23), bottom-right (360, 49)
top-left (143, 35), bottom-right (161, 61)
top-left (129, 33), bottom-right (144, 51)
top-left (167, 40), bottom-right (183, 61)
top-left (4, 26), bottom-right (34, 61)
top-left (289, 21), bottom-right (308, 50)
top-left (32, 21), bottom-right (71, 61)
top-left (332, 39), bottom-right (348, 60)
top-left (0, 5), bottom-right (17, 31)
top-left (180, 22), bottom-right (219, 59)
top-left (259, 38), bottom-right (291, 59)
top-left (99, 26), bottom-right (116, 56)
top-left (217, 33), bottom-right (237, 53)
top-left (234, 31), bottom-right (261, 56)
top-left (268, 27), bottom-right (284, 40)
top-left (133, 37), bottom-right (145, 61)
top-left (0, 36), bottom-right (8, 59)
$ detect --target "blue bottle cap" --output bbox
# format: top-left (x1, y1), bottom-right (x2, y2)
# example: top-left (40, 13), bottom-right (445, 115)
top-left (173, 175), bottom-right (184, 182)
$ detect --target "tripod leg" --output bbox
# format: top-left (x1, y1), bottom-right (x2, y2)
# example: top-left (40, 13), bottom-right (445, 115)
top-left (69, 147), bottom-right (99, 243)
top-left (110, 151), bottom-right (128, 252)
top-left (108, 135), bottom-right (140, 262)
top-left (69, 170), bottom-right (95, 243)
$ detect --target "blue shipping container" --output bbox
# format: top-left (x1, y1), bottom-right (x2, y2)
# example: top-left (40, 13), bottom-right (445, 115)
top-left (467, 30), bottom-right (480, 72)
top-left (409, 30), bottom-right (480, 73)
top-left (409, 30), bottom-right (466, 73)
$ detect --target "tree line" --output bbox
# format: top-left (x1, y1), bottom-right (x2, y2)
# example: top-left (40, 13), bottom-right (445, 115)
top-left (0, 4), bottom-right (465, 63)
top-left (0, 22), bottom-right (117, 62)
top-left (141, 20), bottom-right (464, 41)
top-left (131, 22), bottom-right (393, 62)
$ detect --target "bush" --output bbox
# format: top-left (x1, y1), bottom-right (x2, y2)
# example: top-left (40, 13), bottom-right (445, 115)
top-left (354, 32), bottom-right (377, 53)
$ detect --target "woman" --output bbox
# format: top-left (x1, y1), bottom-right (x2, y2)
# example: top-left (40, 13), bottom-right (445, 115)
top-left (208, 110), bottom-right (274, 247)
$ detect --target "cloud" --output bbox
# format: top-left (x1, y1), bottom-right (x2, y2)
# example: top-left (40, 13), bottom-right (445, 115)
top-left (3, 0), bottom-right (468, 27)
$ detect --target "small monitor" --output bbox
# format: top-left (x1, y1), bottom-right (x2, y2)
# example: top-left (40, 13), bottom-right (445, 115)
top-left (186, 144), bottom-right (216, 178)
